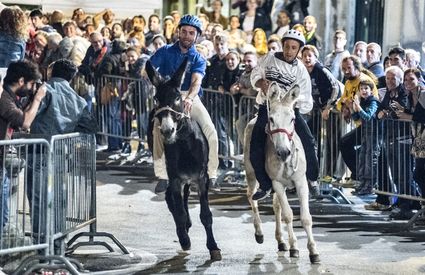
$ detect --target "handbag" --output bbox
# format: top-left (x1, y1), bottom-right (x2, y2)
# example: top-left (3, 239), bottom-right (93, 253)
top-left (72, 74), bottom-right (89, 97)
top-left (100, 82), bottom-right (118, 105)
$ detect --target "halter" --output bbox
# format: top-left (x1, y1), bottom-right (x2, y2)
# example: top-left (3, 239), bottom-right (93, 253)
top-left (153, 105), bottom-right (191, 134)
top-left (153, 106), bottom-right (190, 121)
top-left (266, 119), bottom-right (295, 141)
top-left (265, 81), bottom-right (295, 141)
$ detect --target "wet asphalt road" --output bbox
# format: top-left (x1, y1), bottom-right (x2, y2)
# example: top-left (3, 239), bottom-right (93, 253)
top-left (93, 158), bottom-right (425, 275)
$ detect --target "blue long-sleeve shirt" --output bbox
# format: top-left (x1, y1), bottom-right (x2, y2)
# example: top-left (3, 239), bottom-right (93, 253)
top-left (149, 42), bottom-right (206, 94)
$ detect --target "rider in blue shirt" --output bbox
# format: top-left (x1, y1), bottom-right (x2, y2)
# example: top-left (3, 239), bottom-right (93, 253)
top-left (150, 41), bottom-right (206, 94)
top-left (149, 15), bottom-right (220, 193)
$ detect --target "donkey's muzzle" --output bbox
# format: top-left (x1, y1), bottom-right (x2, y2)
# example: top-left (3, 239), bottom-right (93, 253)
top-left (161, 127), bottom-right (175, 139)
top-left (276, 148), bottom-right (291, 161)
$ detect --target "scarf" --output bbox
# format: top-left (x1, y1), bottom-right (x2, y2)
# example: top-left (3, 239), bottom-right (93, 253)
top-left (92, 45), bottom-right (108, 68)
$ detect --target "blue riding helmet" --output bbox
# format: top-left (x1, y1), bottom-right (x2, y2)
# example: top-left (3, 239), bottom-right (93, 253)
top-left (178, 14), bottom-right (202, 34)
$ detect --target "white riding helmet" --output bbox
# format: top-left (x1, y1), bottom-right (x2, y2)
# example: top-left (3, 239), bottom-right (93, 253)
top-left (281, 29), bottom-right (306, 47)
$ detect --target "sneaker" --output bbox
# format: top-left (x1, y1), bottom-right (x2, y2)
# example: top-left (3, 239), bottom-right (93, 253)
top-left (137, 142), bottom-right (145, 152)
top-left (364, 202), bottom-right (391, 211)
top-left (121, 142), bottom-right (131, 156)
top-left (252, 188), bottom-right (271, 201)
top-left (209, 178), bottom-right (220, 192)
top-left (155, 179), bottom-right (168, 194)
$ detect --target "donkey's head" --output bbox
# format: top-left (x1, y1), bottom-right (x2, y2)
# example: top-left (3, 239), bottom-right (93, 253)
top-left (267, 82), bottom-right (300, 162)
top-left (146, 58), bottom-right (188, 143)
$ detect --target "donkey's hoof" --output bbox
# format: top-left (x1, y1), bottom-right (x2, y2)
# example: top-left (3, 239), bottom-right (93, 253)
top-left (278, 242), bottom-right (288, 251)
top-left (289, 249), bottom-right (299, 258)
top-left (210, 249), bottom-right (222, 261)
top-left (180, 239), bottom-right (191, 251)
top-left (255, 234), bottom-right (264, 244)
top-left (309, 254), bottom-right (320, 264)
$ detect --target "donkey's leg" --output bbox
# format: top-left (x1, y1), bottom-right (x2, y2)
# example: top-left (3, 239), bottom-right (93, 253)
top-left (165, 179), bottom-right (191, 251)
top-left (198, 176), bottom-right (221, 260)
top-left (273, 181), bottom-right (298, 257)
top-left (272, 193), bottom-right (288, 252)
top-left (296, 178), bottom-right (320, 263)
top-left (183, 183), bottom-right (192, 232)
top-left (246, 173), bottom-right (264, 244)
top-left (244, 119), bottom-right (264, 243)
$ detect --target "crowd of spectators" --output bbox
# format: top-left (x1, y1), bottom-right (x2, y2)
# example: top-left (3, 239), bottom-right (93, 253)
top-left (0, 0), bottom-right (424, 221)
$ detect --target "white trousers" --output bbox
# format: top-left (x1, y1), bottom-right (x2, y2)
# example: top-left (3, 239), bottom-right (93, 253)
top-left (153, 93), bottom-right (219, 180)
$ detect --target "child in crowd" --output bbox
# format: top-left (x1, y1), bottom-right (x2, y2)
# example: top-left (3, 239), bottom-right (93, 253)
top-left (349, 79), bottom-right (381, 195)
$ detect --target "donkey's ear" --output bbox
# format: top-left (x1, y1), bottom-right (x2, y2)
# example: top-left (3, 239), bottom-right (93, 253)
top-left (169, 57), bottom-right (189, 88)
top-left (267, 82), bottom-right (280, 102)
top-left (145, 60), bottom-right (162, 87)
top-left (284, 84), bottom-right (300, 105)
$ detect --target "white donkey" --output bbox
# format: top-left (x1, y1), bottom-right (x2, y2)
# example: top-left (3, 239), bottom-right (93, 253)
top-left (244, 82), bottom-right (320, 264)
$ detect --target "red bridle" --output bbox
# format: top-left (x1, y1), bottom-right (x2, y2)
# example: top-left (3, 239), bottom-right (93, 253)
top-left (267, 119), bottom-right (295, 141)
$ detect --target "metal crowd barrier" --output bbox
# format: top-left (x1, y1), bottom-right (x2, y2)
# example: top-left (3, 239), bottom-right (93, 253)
top-left (0, 139), bottom-right (51, 270)
top-left (374, 119), bottom-right (424, 227)
top-left (202, 89), bottom-right (237, 167)
top-left (308, 107), bottom-right (355, 204)
top-left (0, 133), bottom-right (129, 274)
top-left (309, 107), bottom-right (424, 225)
top-left (202, 89), bottom-right (249, 186)
top-left (236, 95), bottom-right (257, 154)
top-left (95, 75), bottom-right (154, 148)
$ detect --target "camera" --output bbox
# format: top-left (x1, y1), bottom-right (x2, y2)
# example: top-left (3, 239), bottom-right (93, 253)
top-left (35, 80), bottom-right (44, 91)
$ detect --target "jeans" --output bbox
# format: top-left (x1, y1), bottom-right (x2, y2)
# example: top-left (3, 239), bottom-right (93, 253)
top-left (414, 158), bottom-right (425, 198)
top-left (26, 154), bottom-right (48, 241)
top-left (214, 115), bottom-right (230, 168)
top-left (107, 97), bottom-right (122, 150)
top-left (339, 126), bottom-right (362, 180)
top-left (0, 174), bottom-right (10, 230)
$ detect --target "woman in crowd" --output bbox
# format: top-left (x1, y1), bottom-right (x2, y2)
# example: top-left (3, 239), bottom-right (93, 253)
top-left (395, 68), bottom-right (425, 210)
top-left (162, 15), bottom-right (176, 44)
top-left (251, 28), bottom-right (268, 56)
top-left (151, 34), bottom-right (166, 52)
top-left (100, 26), bottom-right (112, 42)
top-left (0, 6), bottom-right (28, 67)
top-left (239, 0), bottom-right (269, 43)
top-left (226, 15), bottom-right (247, 51)
top-left (125, 46), bottom-right (149, 78)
